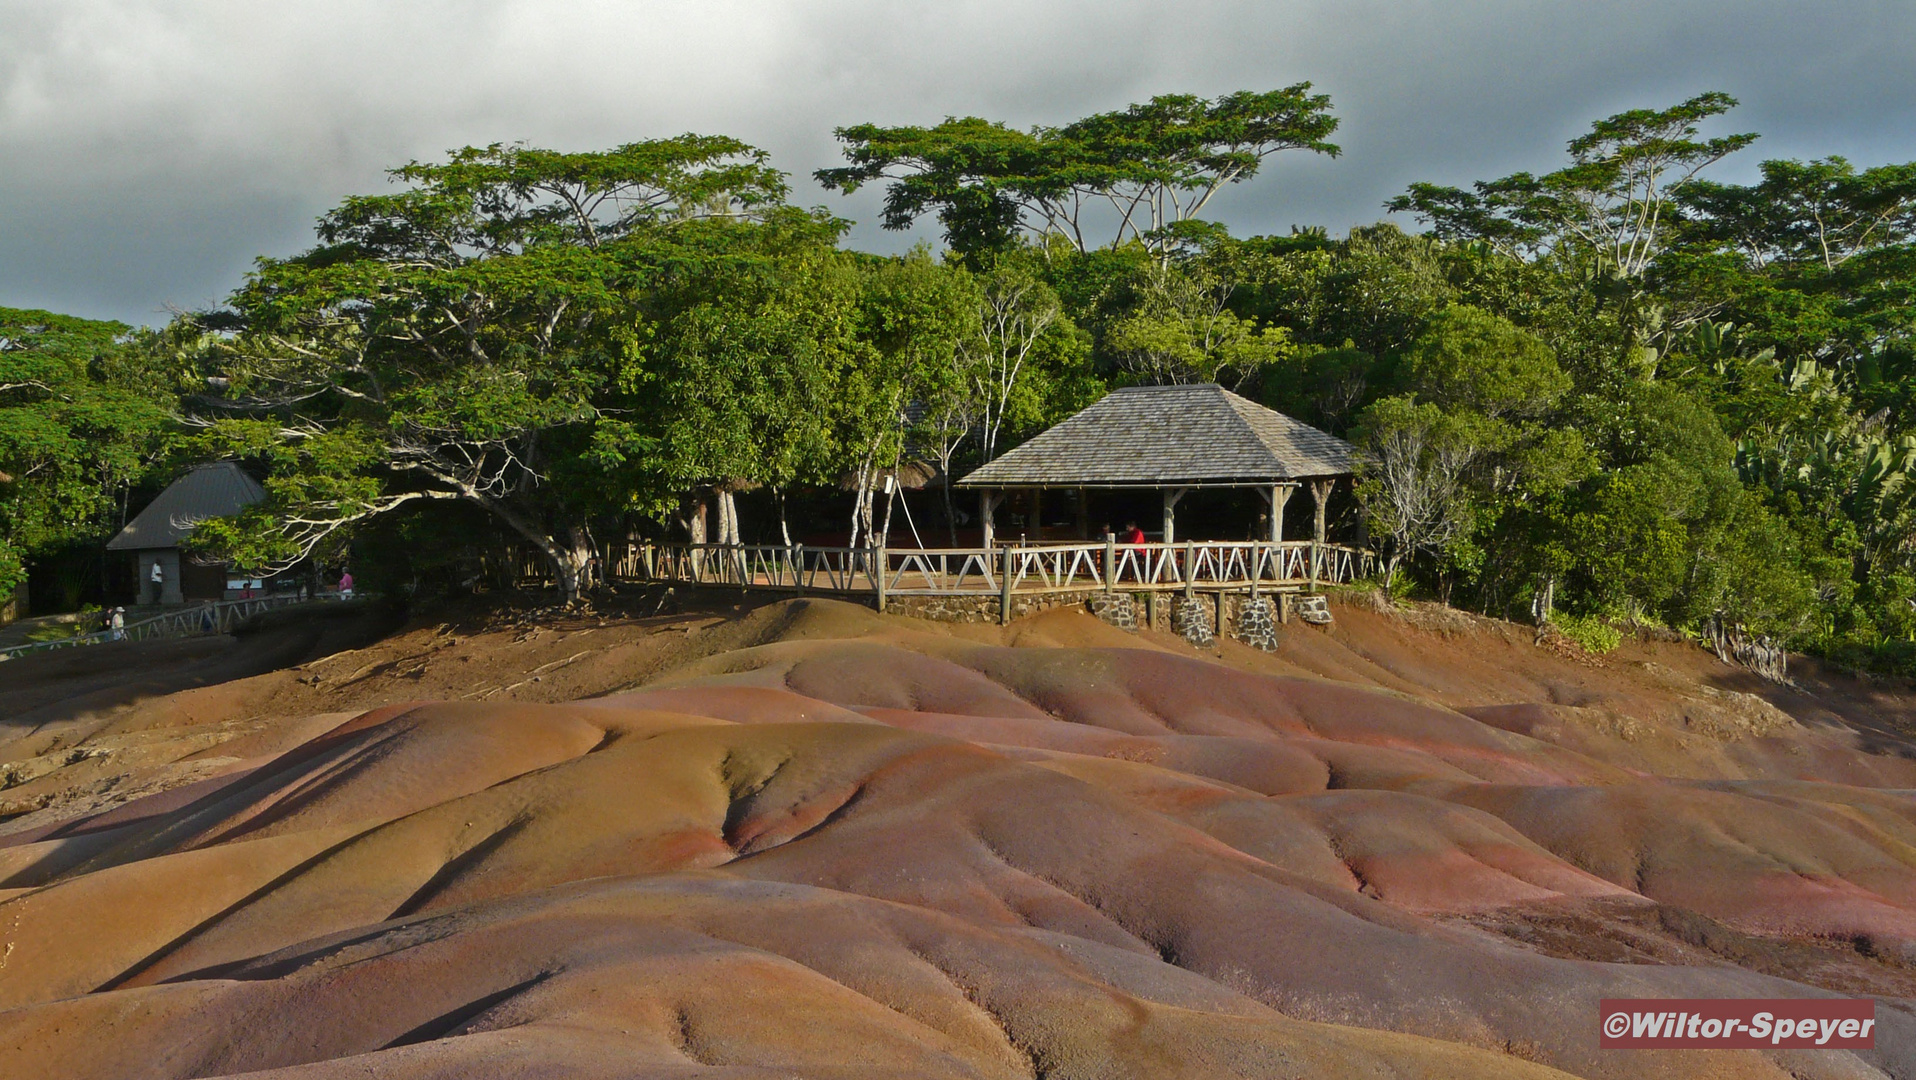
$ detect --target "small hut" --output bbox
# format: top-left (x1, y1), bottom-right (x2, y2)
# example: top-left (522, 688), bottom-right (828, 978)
top-left (106, 462), bottom-right (265, 605)
top-left (957, 384), bottom-right (1356, 546)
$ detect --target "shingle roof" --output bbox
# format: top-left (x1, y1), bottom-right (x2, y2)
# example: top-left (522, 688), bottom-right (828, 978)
top-left (958, 383), bottom-right (1356, 488)
top-left (107, 462), bottom-right (265, 551)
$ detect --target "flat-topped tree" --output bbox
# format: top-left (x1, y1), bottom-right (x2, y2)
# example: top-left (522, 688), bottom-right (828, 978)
top-left (181, 137), bottom-right (788, 603)
top-left (1388, 92), bottom-right (1757, 277)
top-left (818, 87), bottom-right (1339, 260)
top-left (1674, 156), bottom-right (1916, 272)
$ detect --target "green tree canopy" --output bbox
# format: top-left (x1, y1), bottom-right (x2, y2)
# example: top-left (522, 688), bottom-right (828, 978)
top-left (1395, 305), bottom-right (1570, 420)
top-left (819, 88), bottom-right (1339, 259)
top-left (1389, 93), bottom-right (1756, 276)
top-left (0, 308), bottom-right (173, 599)
top-left (184, 137), bottom-right (793, 600)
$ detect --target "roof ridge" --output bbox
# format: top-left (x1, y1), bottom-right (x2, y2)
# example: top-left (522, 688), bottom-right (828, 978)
top-left (106, 460), bottom-right (267, 551)
top-left (958, 384), bottom-right (1354, 487)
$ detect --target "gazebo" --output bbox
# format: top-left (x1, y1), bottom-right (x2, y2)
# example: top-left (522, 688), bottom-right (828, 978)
top-left (957, 383), bottom-right (1357, 547)
top-left (107, 462), bottom-right (266, 605)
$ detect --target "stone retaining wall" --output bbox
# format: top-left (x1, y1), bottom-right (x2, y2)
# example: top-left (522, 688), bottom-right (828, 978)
top-left (884, 590), bottom-right (1095, 624)
top-left (659, 582), bottom-right (1310, 644)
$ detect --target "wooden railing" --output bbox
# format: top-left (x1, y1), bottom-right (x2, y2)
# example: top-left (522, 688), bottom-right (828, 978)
top-left (629, 540), bottom-right (1372, 599)
top-left (0, 593), bottom-right (343, 661)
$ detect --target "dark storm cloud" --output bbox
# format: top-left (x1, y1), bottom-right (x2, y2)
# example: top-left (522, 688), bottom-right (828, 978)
top-left (3, 0), bottom-right (1913, 324)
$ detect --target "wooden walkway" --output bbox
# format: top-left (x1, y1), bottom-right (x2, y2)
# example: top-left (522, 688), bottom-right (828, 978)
top-left (620, 539), bottom-right (1372, 608)
top-left (0, 594), bottom-right (344, 662)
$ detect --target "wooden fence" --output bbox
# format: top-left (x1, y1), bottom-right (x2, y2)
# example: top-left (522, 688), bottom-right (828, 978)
top-left (622, 539), bottom-right (1372, 604)
top-left (0, 593), bottom-right (342, 662)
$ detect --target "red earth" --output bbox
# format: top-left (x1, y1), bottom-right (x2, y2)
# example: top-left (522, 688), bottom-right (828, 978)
top-left (2, 592), bottom-right (1914, 1078)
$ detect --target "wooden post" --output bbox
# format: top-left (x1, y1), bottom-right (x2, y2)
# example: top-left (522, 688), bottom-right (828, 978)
top-left (793, 544), bottom-right (805, 596)
top-left (1076, 487), bottom-right (1089, 539)
top-left (980, 490), bottom-right (999, 549)
top-left (873, 541), bottom-right (887, 613)
top-left (1309, 478), bottom-right (1333, 591)
top-left (1161, 487), bottom-right (1189, 545)
top-left (1270, 483), bottom-right (1294, 543)
top-left (1309, 478), bottom-right (1333, 544)
top-left (1184, 539), bottom-right (1195, 595)
top-left (1103, 532), bottom-right (1116, 594)
top-left (1032, 487), bottom-right (1044, 542)
top-left (1000, 543), bottom-right (1016, 625)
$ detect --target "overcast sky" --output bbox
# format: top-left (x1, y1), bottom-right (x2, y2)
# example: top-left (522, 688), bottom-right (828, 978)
top-left (4, 0), bottom-right (1913, 325)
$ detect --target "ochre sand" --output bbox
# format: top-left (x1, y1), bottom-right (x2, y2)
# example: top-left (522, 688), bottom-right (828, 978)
top-left (3, 594), bottom-right (1916, 1078)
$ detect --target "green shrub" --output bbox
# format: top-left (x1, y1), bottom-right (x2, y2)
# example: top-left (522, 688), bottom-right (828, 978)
top-left (22, 605), bottom-right (102, 643)
top-left (1552, 612), bottom-right (1622, 655)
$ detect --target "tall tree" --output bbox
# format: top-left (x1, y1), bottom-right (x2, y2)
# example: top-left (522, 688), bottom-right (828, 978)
top-left (1389, 92), bottom-right (1756, 277)
top-left (846, 251), bottom-right (981, 547)
top-left (184, 137), bottom-right (788, 602)
top-left (1101, 262), bottom-right (1290, 388)
top-left (818, 88), bottom-right (1339, 259)
top-left (0, 308), bottom-right (173, 603)
top-left (616, 213), bottom-right (866, 546)
top-left (1676, 156), bottom-right (1916, 272)
top-left (963, 263), bottom-right (1066, 463)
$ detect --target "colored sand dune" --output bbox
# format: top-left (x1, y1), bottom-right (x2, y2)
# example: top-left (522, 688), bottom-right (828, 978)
top-left (2, 596), bottom-right (1915, 1078)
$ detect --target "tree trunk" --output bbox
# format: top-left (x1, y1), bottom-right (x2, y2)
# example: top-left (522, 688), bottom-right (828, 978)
top-left (686, 495), bottom-right (709, 578)
top-left (941, 466), bottom-right (958, 547)
top-left (879, 479), bottom-right (898, 550)
top-left (775, 488), bottom-right (793, 547)
top-left (686, 497), bottom-right (709, 545)
top-left (556, 526), bottom-right (594, 603)
top-left (848, 452), bottom-right (875, 550)
top-left (717, 489), bottom-right (735, 546)
top-left (481, 506), bottom-right (588, 605)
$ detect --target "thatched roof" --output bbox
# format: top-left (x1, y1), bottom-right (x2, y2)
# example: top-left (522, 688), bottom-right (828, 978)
top-left (107, 462), bottom-right (265, 551)
top-left (837, 460), bottom-right (942, 492)
top-left (958, 384), bottom-right (1355, 488)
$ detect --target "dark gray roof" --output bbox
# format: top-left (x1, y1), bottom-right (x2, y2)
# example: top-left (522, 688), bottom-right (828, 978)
top-left (958, 383), bottom-right (1356, 488)
top-left (107, 462), bottom-right (265, 551)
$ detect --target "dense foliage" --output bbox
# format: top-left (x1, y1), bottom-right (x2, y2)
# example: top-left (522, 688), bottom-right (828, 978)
top-left (13, 88), bottom-right (1916, 673)
top-left (0, 308), bottom-right (174, 602)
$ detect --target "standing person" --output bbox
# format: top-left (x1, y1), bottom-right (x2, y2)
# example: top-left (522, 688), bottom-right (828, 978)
top-left (108, 606), bottom-right (125, 641)
top-left (338, 569), bottom-right (355, 600)
top-left (148, 559), bottom-right (163, 604)
top-left (1119, 520), bottom-right (1147, 551)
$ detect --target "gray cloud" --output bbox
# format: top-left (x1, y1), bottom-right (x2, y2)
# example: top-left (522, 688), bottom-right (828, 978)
top-left (3, 0), bottom-right (1913, 324)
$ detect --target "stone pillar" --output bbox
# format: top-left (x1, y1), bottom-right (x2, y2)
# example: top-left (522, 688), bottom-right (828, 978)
top-left (1172, 593), bottom-right (1215, 647)
top-left (141, 550), bottom-right (184, 605)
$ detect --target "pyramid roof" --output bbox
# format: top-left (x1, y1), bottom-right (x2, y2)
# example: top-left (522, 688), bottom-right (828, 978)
top-left (106, 462), bottom-right (265, 551)
top-left (958, 383), bottom-right (1355, 488)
